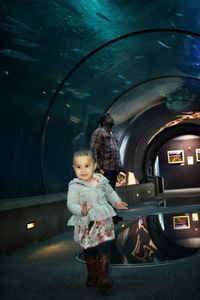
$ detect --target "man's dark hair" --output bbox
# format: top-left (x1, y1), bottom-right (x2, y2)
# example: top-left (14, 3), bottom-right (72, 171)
top-left (99, 113), bottom-right (112, 126)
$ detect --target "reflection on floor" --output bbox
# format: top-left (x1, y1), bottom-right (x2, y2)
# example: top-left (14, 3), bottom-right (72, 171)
top-left (116, 188), bottom-right (200, 265)
top-left (77, 188), bottom-right (200, 266)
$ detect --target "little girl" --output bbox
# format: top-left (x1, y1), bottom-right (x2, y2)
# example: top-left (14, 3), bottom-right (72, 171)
top-left (67, 150), bottom-right (128, 290)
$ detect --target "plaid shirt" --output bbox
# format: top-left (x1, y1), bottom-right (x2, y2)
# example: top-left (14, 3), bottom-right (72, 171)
top-left (90, 127), bottom-right (121, 171)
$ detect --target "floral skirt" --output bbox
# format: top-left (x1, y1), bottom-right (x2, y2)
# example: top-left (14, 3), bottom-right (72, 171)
top-left (74, 218), bottom-right (115, 249)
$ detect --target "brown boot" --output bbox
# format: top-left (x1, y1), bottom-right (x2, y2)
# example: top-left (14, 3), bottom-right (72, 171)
top-left (97, 254), bottom-right (113, 289)
top-left (84, 254), bottom-right (98, 287)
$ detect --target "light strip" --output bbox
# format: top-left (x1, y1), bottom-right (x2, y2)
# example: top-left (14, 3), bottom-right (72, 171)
top-left (26, 221), bottom-right (36, 229)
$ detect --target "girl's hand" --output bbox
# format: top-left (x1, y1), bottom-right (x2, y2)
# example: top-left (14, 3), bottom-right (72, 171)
top-left (81, 202), bottom-right (92, 216)
top-left (115, 201), bottom-right (128, 209)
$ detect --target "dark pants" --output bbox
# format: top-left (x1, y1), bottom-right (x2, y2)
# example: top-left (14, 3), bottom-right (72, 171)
top-left (103, 169), bottom-right (123, 223)
top-left (103, 170), bottom-right (118, 190)
top-left (83, 241), bottom-right (111, 256)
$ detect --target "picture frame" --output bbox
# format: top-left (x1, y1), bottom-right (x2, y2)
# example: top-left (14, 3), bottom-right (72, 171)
top-left (173, 215), bottom-right (190, 230)
top-left (167, 149), bottom-right (184, 164)
top-left (195, 148), bottom-right (200, 162)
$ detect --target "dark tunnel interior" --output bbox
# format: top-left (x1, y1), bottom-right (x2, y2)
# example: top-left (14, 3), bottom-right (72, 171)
top-left (1, 0), bottom-right (200, 198)
top-left (0, 1), bottom-right (200, 264)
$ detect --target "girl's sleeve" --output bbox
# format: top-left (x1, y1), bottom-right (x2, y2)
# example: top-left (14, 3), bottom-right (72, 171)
top-left (104, 181), bottom-right (121, 206)
top-left (67, 185), bottom-right (82, 216)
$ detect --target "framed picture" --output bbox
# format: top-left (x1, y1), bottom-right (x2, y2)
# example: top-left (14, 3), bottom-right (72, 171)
top-left (167, 149), bottom-right (184, 164)
top-left (173, 215), bottom-right (190, 230)
top-left (196, 148), bottom-right (200, 162)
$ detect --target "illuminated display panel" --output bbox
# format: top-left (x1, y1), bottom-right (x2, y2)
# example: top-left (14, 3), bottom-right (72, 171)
top-left (173, 215), bottom-right (190, 230)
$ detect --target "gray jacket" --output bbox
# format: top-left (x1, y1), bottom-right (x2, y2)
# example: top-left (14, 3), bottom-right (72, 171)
top-left (67, 174), bottom-right (121, 226)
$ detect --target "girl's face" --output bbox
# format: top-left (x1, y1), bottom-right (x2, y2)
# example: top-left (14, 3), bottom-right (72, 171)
top-left (73, 155), bottom-right (97, 182)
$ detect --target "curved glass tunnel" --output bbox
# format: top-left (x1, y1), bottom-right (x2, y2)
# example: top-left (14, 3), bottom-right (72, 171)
top-left (0, 0), bottom-right (200, 267)
top-left (1, 2), bottom-right (200, 197)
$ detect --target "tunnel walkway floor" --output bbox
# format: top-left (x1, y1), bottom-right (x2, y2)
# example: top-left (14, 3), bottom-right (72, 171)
top-left (1, 229), bottom-right (200, 299)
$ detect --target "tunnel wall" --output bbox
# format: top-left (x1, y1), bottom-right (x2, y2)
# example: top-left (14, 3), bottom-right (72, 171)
top-left (0, 194), bottom-right (70, 254)
top-left (158, 137), bottom-right (200, 189)
top-left (0, 183), bottom-right (156, 254)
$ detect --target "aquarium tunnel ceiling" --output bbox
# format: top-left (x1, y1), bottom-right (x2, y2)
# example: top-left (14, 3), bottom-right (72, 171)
top-left (1, 1), bottom-right (200, 198)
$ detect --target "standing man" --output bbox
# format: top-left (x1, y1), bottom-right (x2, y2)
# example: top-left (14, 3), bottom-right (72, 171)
top-left (90, 113), bottom-right (124, 223)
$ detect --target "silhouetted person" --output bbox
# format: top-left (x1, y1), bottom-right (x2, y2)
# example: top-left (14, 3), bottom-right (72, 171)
top-left (90, 113), bottom-right (124, 224)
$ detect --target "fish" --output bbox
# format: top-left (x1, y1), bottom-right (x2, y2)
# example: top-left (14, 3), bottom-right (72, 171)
top-left (0, 22), bottom-right (30, 38)
top-left (96, 12), bottom-right (111, 22)
top-left (0, 49), bottom-right (38, 62)
top-left (71, 48), bottom-right (87, 56)
top-left (134, 55), bottom-right (145, 60)
top-left (175, 13), bottom-right (184, 17)
top-left (193, 44), bottom-right (198, 51)
top-left (5, 16), bottom-right (38, 34)
top-left (12, 38), bottom-right (39, 48)
top-left (58, 91), bottom-right (65, 95)
top-left (125, 80), bottom-right (133, 85)
top-left (51, 89), bottom-right (65, 95)
top-left (117, 74), bottom-right (126, 80)
top-left (157, 40), bottom-right (171, 49)
top-left (186, 35), bottom-right (194, 40)
top-left (170, 20), bottom-right (176, 28)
